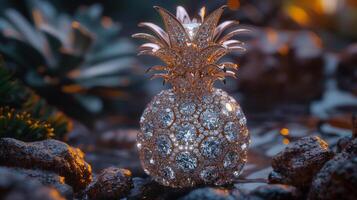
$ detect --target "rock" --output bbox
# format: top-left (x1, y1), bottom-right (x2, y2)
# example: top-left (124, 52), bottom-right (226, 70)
top-left (248, 184), bottom-right (301, 200)
top-left (335, 136), bottom-right (352, 153)
top-left (269, 136), bottom-right (334, 188)
top-left (127, 177), bottom-right (192, 200)
top-left (0, 138), bottom-right (92, 191)
top-left (180, 187), bottom-right (236, 200)
top-left (0, 167), bottom-right (73, 198)
top-left (0, 167), bottom-right (65, 200)
top-left (308, 139), bottom-right (357, 200)
top-left (86, 167), bottom-right (133, 200)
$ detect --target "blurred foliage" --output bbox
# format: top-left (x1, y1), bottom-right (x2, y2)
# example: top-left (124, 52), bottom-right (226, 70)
top-left (0, 106), bottom-right (54, 141)
top-left (0, 66), bottom-right (72, 140)
top-left (0, 0), bottom-right (145, 126)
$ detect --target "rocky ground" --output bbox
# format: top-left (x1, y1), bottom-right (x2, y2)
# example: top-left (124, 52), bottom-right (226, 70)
top-left (0, 114), bottom-right (356, 200)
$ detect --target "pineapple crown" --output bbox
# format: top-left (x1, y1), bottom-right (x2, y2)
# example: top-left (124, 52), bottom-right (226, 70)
top-left (133, 5), bottom-right (249, 95)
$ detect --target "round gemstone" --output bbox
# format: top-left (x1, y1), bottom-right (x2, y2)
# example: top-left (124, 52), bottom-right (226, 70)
top-left (236, 109), bottom-right (247, 126)
top-left (224, 152), bottom-right (239, 168)
top-left (159, 108), bottom-right (174, 128)
top-left (142, 122), bottom-right (154, 138)
top-left (176, 122), bottom-right (196, 143)
top-left (179, 102), bottom-right (196, 115)
top-left (200, 166), bottom-right (218, 182)
top-left (161, 166), bottom-right (175, 180)
top-left (224, 122), bottom-right (240, 142)
top-left (201, 110), bottom-right (219, 130)
top-left (200, 137), bottom-right (222, 158)
top-left (176, 152), bottom-right (197, 172)
top-left (156, 135), bottom-right (172, 156)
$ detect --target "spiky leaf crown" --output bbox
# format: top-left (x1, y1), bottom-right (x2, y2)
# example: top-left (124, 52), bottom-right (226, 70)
top-left (134, 5), bottom-right (249, 95)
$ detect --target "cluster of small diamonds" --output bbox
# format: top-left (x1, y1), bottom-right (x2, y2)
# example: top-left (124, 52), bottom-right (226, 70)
top-left (138, 88), bottom-right (250, 188)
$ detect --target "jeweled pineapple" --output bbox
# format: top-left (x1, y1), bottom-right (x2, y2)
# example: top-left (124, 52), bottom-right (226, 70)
top-left (134, 5), bottom-right (250, 188)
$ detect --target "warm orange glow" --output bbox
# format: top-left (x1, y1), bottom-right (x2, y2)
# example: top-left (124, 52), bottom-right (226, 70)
top-left (283, 138), bottom-right (290, 145)
top-left (123, 169), bottom-right (132, 176)
top-left (278, 44), bottom-right (289, 56)
top-left (319, 0), bottom-right (340, 14)
top-left (32, 9), bottom-right (43, 27)
top-left (280, 128), bottom-right (289, 136)
top-left (62, 84), bottom-right (83, 93)
top-left (285, 5), bottom-right (310, 26)
top-left (59, 176), bottom-right (65, 184)
top-left (266, 28), bottom-right (278, 44)
top-left (227, 0), bottom-right (240, 10)
top-left (101, 16), bottom-right (113, 28)
top-left (310, 32), bottom-right (323, 48)
top-left (72, 21), bottom-right (80, 28)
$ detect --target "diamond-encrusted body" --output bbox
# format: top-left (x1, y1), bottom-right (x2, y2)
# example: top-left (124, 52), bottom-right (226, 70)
top-left (138, 88), bottom-right (249, 187)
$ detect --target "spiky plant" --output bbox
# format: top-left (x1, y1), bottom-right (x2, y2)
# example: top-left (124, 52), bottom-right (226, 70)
top-left (135, 6), bottom-right (250, 188)
top-left (0, 107), bottom-right (54, 141)
top-left (0, 0), bottom-right (144, 125)
top-left (0, 66), bottom-right (71, 140)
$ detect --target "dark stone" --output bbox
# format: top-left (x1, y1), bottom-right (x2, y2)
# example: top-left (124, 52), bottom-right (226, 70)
top-left (0, 138), bottom-right (92, 191)
top-left (308, 139), bottom-right (357, 200)
top-left (127, 177), bottom-right (204, 200)
top-left (269, 136), bottom-right (334, 188)
top-left (335, 136), bottom-right (352, 153)
top-left (248, 184), bottom-right (301, 200)
top-left (86, 167), bottom-right (133, 200)
top-left (0, 167), bottom-right (65, 200)
top-left (0, 167), bottom-right (73, 198)
top-left (127, 177), bottom-right (156, 199)
top-left (180, 187), bottom-right (236, 200)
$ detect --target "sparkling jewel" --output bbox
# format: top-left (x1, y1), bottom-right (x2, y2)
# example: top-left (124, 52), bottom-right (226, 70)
top-left (156, 135), bottom-right (172, 156)
top-left (182, 23), bottom-right (201, 39)
top-left (176, 151), bottom-right (198, 172)
top-left (224, 151), bottom-right (239, 168)
top-left (136, 5), bottom-right (250, 188)
top-left (224, 122), bottom-right (240, 142)
top-left (179, 102), bottom-right (196, 115)
top-left (201, 110), bottom-right (219, 130)
top-left (159, 108), bottom-right (174, 128)
top-left (200, 166), bottom-right (218, 182)
top-left (143, 148), bottom-right (154, 165)
top-left (161, 166), bottom-right (175, 180)
top-left (138, 89), bottom-right (249, 188)
top-left (201, 137), bottom-right (222, 158)
top-left (236, 109), bottom-right (247, 126)
top-left (142, 122), bottom-right (154, 138)
top-left (175, 122), bottom-right (196, 143)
